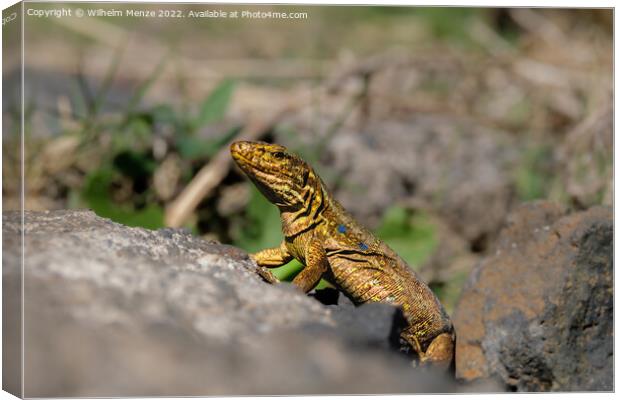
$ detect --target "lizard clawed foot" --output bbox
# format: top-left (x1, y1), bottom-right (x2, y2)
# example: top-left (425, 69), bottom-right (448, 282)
top-left (248, 246), bottom-right (290, 284)
top-left (256, 266), bottom-right (280, 284)
top-left (421, 333), bottom-right (455, 371)
top-left (248, 254), bottom-right (281, 284)
top-left (409, 333), bottom-right (455, 371)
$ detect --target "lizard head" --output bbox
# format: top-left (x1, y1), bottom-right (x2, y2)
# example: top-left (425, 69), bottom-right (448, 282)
top-left (231, 141), bottom-right (317, 209)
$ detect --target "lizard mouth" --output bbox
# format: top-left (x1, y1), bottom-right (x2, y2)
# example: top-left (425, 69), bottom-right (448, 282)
top-left (230, 151), bottom-right (253, 170)
top-left (231, 151), bottom-right (274, 178)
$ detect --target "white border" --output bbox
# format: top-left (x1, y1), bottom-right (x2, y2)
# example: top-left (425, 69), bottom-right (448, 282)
top-left (0, 1), bottom-right (616, 400)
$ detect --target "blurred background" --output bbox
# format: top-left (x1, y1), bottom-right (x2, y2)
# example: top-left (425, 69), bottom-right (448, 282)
top-left (3, 4), bottom-right (613, 312)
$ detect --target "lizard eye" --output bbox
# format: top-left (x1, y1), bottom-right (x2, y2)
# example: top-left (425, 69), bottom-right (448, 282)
top-left (272, 151), bottom-right (286, 159)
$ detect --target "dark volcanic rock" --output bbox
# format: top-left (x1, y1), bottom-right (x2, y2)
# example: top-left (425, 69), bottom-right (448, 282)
top-left (3, 210), bottom-right (455, 397)
top-left (452, 202), bottom-right (613, 391)
top-left (330, 302), bottom-right (409, 352)
top-left (309, 288), bottom-right (408, 352)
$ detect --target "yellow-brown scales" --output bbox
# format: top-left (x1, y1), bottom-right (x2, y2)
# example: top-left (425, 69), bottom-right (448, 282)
top-left (231, 140), bottom-right (455, 369)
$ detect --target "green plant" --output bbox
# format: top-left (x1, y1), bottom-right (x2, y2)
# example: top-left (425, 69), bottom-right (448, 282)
top-left (376, 206), bottom-right (438, 271)
top-left (514, 144), bottom-right (554, 201)
top-left (81, 164), bottom-right (164, 229)
top-left (74, 53), bottom-right (237, 229)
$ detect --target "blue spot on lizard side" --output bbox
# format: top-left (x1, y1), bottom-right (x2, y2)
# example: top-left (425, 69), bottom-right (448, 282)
top-left (337, 224), bottom-right (347, 234)
top-left (358, 242), bottom-right (369, 251)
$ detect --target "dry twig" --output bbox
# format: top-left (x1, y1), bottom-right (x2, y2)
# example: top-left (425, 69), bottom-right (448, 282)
top-left (164, 100), bottom-right (302, 228)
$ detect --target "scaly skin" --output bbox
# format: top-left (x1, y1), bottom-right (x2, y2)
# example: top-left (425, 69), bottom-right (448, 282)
top-left (230, 141), bottom-right (455, 369)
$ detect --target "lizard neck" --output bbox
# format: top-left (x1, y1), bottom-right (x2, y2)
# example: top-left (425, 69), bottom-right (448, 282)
top-left (279, 179), bottom-right (330, 238)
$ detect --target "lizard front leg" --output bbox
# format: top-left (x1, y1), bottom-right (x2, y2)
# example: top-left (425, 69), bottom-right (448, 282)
top-left (251, 241), bottom-right (293, 284)
top-left (292, 239), bottom-right (328, 293)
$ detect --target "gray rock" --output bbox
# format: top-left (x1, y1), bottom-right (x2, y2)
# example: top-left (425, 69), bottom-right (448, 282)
top-left (308, 288), bottom-right (408, 352)
top-left (3, 210), bottom-right (455, 397)
top-left (452, 202), bottom-right (613, 391)
top-left (321, 116), bottom-right (519, 247)
top-left (330, 302), bottom-right (409, 352)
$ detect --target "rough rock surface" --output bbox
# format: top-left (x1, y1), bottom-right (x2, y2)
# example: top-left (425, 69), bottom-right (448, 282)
top-left (452, 202), bottom-right (613, 391)
top-left (3, 210), bottom-right (458, 397)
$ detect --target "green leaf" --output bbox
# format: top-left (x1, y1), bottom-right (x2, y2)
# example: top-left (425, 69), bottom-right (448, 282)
top-left (193, 79), bottom-right (236, 130)
top-left (92, 45), bottom-right (125, 117)
top-left (150, 104), bottom-right (178, 125)
top-left (126, 57), bottom-right (168, 114)
top-left (176, 136), bottom-right (209, 160)
top-left (270, 262), bottom-right (329, 287)
top-left (235, 186), bottom-right (282, 252)
top-left (375, 206), bottom-right (410, 237)
top-left (515, 145), bottom-right (553, 201)
top-left (272, 259), bottom-right (304, 281)
top-left (113, 150), bottom-right (157, 180)
top-left (80, 166), bottom-right (164, 230)
top-left (203, 127), bottom-right (241, 158)
top-left (376, 207), bottom-right (438, 270)
top-left (413, 8), bottom-right (477, 45)
top-left (176, 127), bottom-right (240, 160)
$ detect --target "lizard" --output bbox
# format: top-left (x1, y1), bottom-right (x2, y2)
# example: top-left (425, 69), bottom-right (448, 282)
top-left (230, 140), bottom-right (455, 370)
